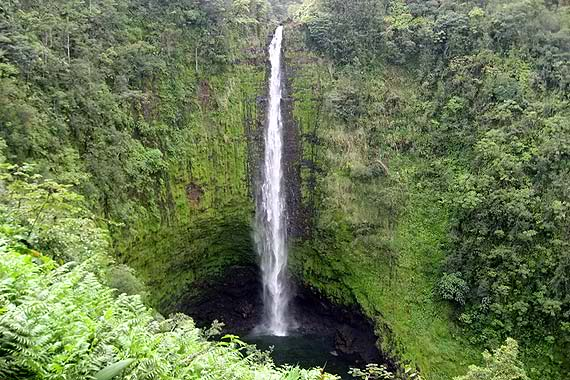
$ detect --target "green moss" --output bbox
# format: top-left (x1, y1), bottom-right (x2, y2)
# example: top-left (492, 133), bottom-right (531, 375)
top-left (124, 209), bottom-right (255, 312)
top-left (117, 64), bottom-right (264, 311)
top-left (291, 161), bottom-right (481, 379)
top-left (349, 178), bottom-right (480, 377)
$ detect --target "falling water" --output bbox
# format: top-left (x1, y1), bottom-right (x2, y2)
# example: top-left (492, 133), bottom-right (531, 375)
top-left (256, 25), bottom-right (290, 337)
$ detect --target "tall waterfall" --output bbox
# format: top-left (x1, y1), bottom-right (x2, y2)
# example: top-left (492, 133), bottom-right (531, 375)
top-left (256, 25), bottom-right (290, 337)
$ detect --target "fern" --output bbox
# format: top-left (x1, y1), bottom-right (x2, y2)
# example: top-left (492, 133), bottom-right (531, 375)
top-left (0, 235), bottom-right (340, 380)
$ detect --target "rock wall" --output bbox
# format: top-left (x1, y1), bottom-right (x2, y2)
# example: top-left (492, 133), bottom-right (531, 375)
top-left (120, 59), bottom-right (267, 313)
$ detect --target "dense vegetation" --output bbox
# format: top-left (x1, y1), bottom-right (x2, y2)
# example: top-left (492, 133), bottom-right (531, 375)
top-left (0, 0), bottom-right (273, 310)
top-left (0, 0), bottom-right (568, 379)
top-left (0, 159), bottom-right (335, 380)
top-left (0, 1), bottom-right (307, 378)
top-left (287, 0), bottom-right (569, 378)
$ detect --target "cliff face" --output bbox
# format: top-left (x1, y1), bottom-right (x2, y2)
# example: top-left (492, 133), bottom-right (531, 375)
top-left (0, 0), bottom-right (281, 314)
top-left (282, 23), bottom-right (479, 378)
top-left (122, 58), bottom-right (268, 313)
top-left (123, 23), bottom-right (309, 315)
top-left (281, 30), bottom-right (305, 242)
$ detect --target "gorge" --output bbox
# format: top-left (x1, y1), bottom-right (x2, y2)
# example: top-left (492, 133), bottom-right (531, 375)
top-left (1, 1), bottom-right (569, 380)
top-left (174, 24), bottom-right (386, 377)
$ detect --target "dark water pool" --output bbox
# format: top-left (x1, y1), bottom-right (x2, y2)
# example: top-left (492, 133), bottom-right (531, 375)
top-left (244, 334), bottom-right (356, 379)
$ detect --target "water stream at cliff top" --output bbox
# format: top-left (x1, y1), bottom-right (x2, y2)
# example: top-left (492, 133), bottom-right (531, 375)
top-left (255, 25), bottom-right (291, 337)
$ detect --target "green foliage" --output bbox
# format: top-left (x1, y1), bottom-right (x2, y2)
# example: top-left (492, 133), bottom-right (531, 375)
top-left (0, 163), bottom-right (110, 264)
top-left (1, 0), bottom-right (569, 379)
top-left (105, 264), bottom-right (147, 297)
top-left (349, 363), bottom-right (424, 380)
top-left (94, 359), bottom-right (136, 380)
top-left (294, 0), bottom-right (570, 378)
top-left (349, 364), bottom-right (397, 380)
top-left (0, 0), bottom-right (268, 230)
top-left (0, 0), bottom-right (271, 314)
top-left (438, 273), bottom-right (468, 306)
top-left (0, 148), bottom-right (334, 380)
top-left (286, 32), bottom-right (480, 378)
top-left (454, 339), bottom-right (529, 380)
top-left (0, 239), bottom-right (337, 380)
top-left (303, 0), bottom-right (385, 64)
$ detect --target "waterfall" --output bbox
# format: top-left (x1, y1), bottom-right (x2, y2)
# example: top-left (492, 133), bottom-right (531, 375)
top-left (256, 25), bottom-right (290, 337)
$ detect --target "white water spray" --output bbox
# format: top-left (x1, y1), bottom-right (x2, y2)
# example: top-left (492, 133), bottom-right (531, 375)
top-left (256, 25), bottom-right (290, 336)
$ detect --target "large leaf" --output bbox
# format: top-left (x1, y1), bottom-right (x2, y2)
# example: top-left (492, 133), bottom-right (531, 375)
top-left (94, 359), bottom-right (135, 380)
top-left (285, 367), bottom-right (301, 380)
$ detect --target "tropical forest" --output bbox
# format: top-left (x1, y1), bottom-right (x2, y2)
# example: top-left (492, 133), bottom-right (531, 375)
top-left (0, 0), bottom-right (569, 379)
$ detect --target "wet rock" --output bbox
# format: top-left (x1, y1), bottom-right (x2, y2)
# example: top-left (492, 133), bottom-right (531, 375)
top-left (335, 324), bottom-right (380, 363)
top-left (175, 265), bottom-right (263, 334)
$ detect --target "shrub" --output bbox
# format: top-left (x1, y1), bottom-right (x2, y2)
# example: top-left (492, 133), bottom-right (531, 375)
top-left (0, 242), bottom-right (336, 380)
top-left (438, 272), bottom-right (469, 305)
top-left (454, 338), bottom-right (529, 380)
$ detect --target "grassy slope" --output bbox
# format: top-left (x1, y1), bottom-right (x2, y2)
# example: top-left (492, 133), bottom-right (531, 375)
top-left (348, 172), bottom-right (480, 378)
top-left (292, 161), bottom-right (481, 380)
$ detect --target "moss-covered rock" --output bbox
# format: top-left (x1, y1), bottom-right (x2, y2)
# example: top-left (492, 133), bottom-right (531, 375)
top-left (119, 64), bottom-right (267, 312)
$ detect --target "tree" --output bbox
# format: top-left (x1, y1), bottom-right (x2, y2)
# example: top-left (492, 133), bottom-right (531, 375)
top-left (454, 339), bottom-right (529, 380)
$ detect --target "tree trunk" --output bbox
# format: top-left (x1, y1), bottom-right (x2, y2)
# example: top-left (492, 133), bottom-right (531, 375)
top-left (66, 33), bottom-right (71, 63)
top-left (195, 47), bottom-right (199, 74)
